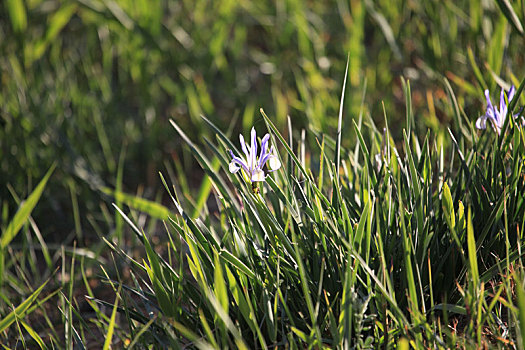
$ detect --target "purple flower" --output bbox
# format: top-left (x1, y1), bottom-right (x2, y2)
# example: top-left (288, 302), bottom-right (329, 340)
top-left (229, 127), bottom-right (281, 182)
top-left (476, 86), bottom-right (516, 134)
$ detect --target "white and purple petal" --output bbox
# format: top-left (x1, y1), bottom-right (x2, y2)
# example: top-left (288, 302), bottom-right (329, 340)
top-left (258, 143), bottom-right (274, 168)
top-left (494, 110), bottom-right (503, 129)
top-left (239, 134), bottom-right (250, 159)
top-left (250, 127), bottom-right (257, 171)
top-left (477, 85), bottom-right (522, 133)
top-left (229, 161), bottom-right (241, 173)
top-left (229, 150), bottom-right (249, 172)
top-left (508, 85), bottom-right (516, 103)
top-left (258, 134), bottom-right (270, 168)
top-left (499, 88), bottom-right (506, 119)
top-left (251, 169), bottom-right (265, 182)
top-left (267, 155), bottom-right (281, 171)
top-left (485, 90), bottom-right (494, 113)
top-left (229, 128), bottom-right (281, 183)
top-left (476, 115), bottom-right (487, 130)
top-left (267, 146), bottom-right (281, 171)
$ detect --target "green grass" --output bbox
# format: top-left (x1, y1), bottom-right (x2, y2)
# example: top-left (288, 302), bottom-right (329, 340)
top-left (92, 87), bottom-right (525, 347)
top-left (1, 0), bottom-right (525, 347)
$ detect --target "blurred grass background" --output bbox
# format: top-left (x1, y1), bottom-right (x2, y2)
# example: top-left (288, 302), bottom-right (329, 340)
top-left (1, 0), bottom-right (525, 345)
top-left (2, 0), bottom-right (524, 241)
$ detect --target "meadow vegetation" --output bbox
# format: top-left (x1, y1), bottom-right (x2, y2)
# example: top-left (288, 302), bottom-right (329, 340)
top-left (1, 0), bottom-right (525, 348)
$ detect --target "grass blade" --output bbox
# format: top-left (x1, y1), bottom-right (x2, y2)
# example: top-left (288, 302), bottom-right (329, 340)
top-left (335, 56), bottom-right (350, 172)
top-left (6, 0), bottom-right (27, 33)
top-left (1, 164), bottom-right (55, 249)
top-left (102, 187), bottom-right (171, 220)
top-left (509, 76), bottom-right (525, 114)
top-left (495, 0), bottom-right (524, 35)
top-left (0, 279), bottom-right (50, 333)
top-left (466, 207), bottom-right (479, 286)
top-left (103, 288), bottom-right (121, 350)
top-left (516, 275), bottom-right (525, 348)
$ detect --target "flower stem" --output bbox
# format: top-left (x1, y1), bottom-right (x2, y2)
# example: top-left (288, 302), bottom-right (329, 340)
top-left (251, 181), bottom-right (260, 194)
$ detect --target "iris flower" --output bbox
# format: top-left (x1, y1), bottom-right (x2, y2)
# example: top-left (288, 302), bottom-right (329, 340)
top-left (229, 127), bottom-right (281, 182)
top-left (476, 86), bottom-right (516, 134)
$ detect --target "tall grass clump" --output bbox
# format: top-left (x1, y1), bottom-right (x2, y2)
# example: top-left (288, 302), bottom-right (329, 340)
top-left (89, 74), bottom-right (525, 348)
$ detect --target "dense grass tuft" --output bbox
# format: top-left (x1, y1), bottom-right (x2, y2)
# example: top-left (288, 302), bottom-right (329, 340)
top-left (99, 80), bottom-right (525, 347)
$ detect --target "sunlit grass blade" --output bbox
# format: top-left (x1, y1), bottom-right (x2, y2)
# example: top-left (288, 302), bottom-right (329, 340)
top-left (335, 55), bottom-right (349, 172)
top-left (260, 108), bottom-right (310, 182)
top-left (467, 47), bottom-right (488, 92)
top-left (102, 187), bottom-right (171, 220)
top-left (102, 289), bottom-right (120, 350)
top-left (6, 0), bottom-right (27, 33)
top-left (401, 77), bottom-right (413, 134)
top-left (172, 321), bottom-right (214, 350)
top-left (0, 279), bottom-right (50, 333)
top-left (467, 207), bottom-right (479, 289)
top-left (514, 274), bottom-right (525, 349)
top-left (126, 318), bottom-right (156, 349)
top-left (26, 3), bottom-right (77, 64)
top-left (494, 0), bottom-right (524, 35)
top-left (1, 164), bottom-right (55, 249)
top-left (170, 119), bottom-right (240, 213)
top-left (509, 76), bottom-right (525, 114)
top-left (20, 320), bottom-right (46, 350)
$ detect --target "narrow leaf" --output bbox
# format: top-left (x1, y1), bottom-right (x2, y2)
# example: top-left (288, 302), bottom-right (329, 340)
top-left (2, 165), bottom-right (55, 249)
top-left (467, 207), bottom-right (479, 289)
top-left (102, 291), bottom-right (120, 350)
top-left (495, 0), bottom-right (524, 35)
top-left (0, 279), bottom-right (50, 333)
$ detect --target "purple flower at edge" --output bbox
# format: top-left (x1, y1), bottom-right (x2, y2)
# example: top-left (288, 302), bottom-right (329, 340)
top-left (229, 127), bottom-right (281, 182)
top-left (476, 85), bottom-right (517, 134)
